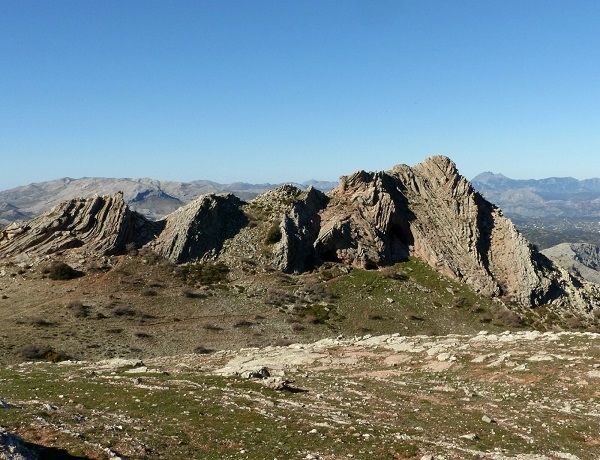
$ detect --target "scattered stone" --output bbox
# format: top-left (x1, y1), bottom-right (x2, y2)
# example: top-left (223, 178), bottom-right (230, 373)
top-left (482, 415), bottom-right (496, 424)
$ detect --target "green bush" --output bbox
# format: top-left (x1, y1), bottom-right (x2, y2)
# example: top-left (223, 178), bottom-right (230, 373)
top-left (49, 262), bottom-right (80, 280)
top-left (180, 261), bottom-right (229, 285)
top-left (265, 225), bottom-right (282, 244)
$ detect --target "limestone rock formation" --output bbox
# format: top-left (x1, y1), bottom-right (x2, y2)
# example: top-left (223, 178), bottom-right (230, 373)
top-left (315, 156), bottom-right (596, 309)
top-left (270, 186), bottom-right (328, 273)
top-left (148, 193), bottom-right (247, 264)
top-left (189, 185), bottom-right (328, 274)
top-left (0, 193), bottom-right (160, 263)
top-left (1, 156), bottom-right (598, 311)
top-left (391, 156), bottom-right (558, 306)
top-left (315, 170), bottom-right (413, 269)
top-left (0, 428), bottom-right (37, 460)
top-left (542, 243), bottom-right (600, 285)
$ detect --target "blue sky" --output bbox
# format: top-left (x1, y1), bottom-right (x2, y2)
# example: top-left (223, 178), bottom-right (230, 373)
top-left (1, 0), bottom-right (599, 191)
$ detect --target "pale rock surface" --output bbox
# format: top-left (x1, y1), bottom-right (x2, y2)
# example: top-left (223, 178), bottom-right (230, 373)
top-left (148, 193), bottom-right (246, 263)
top-left (542, 243), bottom-right (600, 285)
top-left (0, 193), bottom-right (159, 262)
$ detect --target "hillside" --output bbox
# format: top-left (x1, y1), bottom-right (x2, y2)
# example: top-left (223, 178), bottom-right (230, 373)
top-left (2, 330), bottom-right (600, 459)
top-left (2, 156), bottom-right (600, 459)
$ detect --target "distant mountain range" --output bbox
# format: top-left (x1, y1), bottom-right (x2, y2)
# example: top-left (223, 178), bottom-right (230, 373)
top-left (2, 171), bottom-right (599, 248)
top-left (0, 177), bottom-right (338, 225)
top-left (471, 172), bottom-right (600, 219)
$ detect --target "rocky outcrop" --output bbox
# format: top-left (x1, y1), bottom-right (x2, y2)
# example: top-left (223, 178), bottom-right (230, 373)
top-left (148, 193), bottom-right (247, 264)
top-left (0, 193), bottom-right (160, 262)
top-left (271, 186), bottom-right (328, 273)
top-left (315, 156), bottom-right (595, 308)
top-left (391, 156), bottom-right (559, 306)
top-left (315, 170), bottom-right (413, 269)
top-left (0, 428), bottom-right (37, 460)
top-left (1, 156), bottom-right (598, 311)
top-left (542, 243), bottom-right (600, 285)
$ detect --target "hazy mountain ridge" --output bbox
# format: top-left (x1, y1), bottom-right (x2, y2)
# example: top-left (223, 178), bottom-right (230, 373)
top-left (0, 177), bottom-right (338, 225)
top-left (471, 172), bottom-right (600, 217)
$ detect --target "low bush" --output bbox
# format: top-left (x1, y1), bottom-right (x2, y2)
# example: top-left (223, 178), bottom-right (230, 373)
top-left (193, 346), bottom-right (214, 354)
top-left (113, 307), bottom-right (138, 317)
top-left (180, 261), bottom-right (229, 285)
top-left (30, 317), bottom-right (55, 327)
top-left (49, 262), bottom-right (81, 280)
top-left (18, 344), bottom-right (69, 362)
top-left (265, 225), bottom-right (282, 244)
top-left (233, 320), bottom-right (254, 328)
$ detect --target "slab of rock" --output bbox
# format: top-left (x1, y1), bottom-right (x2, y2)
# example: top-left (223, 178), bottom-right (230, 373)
top-left (0, 193), bottom-right (160, 261)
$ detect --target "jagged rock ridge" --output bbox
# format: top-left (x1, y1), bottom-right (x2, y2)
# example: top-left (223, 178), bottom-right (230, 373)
top-left (0, 192), bottom-right (162, 263)
top-left (1, 156), bottom-right (598, 311)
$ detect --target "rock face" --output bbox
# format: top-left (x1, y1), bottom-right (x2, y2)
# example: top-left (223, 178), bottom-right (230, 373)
top-left (148, 193), bottom-right (247, 264)
top-left (392, 157), bottom-right (558, 306)
top-left (0, 428), bottom-right (37, 460)
top-left (315, 156), bottom-right (594, 308)
top-left (542, 243), bottom-right (600, 285)
top-left (0, 193), bottom-right (161, 262)
top-left (1, 156), bottom-right (598, 310)
top-left (270, 186), bottom-right (328, 273)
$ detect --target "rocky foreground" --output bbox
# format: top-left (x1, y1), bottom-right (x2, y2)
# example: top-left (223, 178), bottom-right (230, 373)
top-left (2, 330), bottom-right (600, 459)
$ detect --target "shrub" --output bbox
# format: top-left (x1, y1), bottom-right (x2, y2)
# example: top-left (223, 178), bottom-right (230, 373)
top-left (125, 242), bottom-right (137, 255)
top-left (68, 300), bottom-right (91, 318)
top-left (180, 289), bottom-right (206, 299)
top-left (180, 261), bottom-right (230, 285)
top-left (30, 318), bottom-right (55, 327)
top-left (203, 324), bottom-right (223, 331)
top-left (193, 346), bottom-right (214, 354)
top-left (141, 289), bottom-right (158, 297)
top-left (367, 313), bottom-right (385, 321)
top-left (49, 262), bottom-right (81, 280)
top-left (233, 320), bottom-right (254, 328)
top-left (265, 225), bottom-right (282, 244)
top-left (18, 344), bottom-right (69, 362)
top-left (113, 307), bottom-right (138, 317)
top-left (494, 308), bottom-right (524, 327)
top-left (134, 332), bottom-right (152, 338)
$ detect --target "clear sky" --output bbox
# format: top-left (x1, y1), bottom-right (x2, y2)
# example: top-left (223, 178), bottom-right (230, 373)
top-left (1, 0), bottom-right (599, 191)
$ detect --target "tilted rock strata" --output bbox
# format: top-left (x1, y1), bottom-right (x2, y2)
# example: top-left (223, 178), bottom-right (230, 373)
top-left (271, 186), bottom-right (328, 273)
top-left (316, 156), bottom-right (594, 309)
top-left (148, 193), bottom-right (247, 264)
top-left (315, 170), bottom-right (413, 270)
top-left (1, 156), bottom-right (598, 311)
top-left (392, 156), bottom-right (558, 306)
top-left (0, 193), bottom-right (160, 261)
